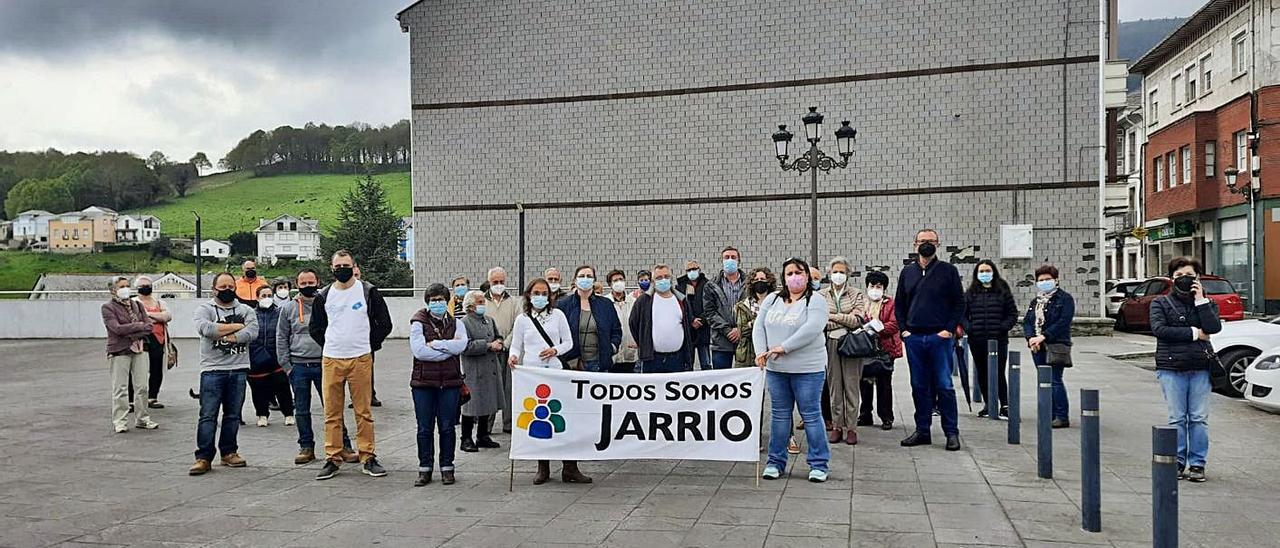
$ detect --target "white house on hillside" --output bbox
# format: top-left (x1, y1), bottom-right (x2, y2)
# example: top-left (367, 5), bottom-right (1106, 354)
top-left (255, 214), bottom-right (319, 263)
top-left (12, 210), bottom-right (54, 244)
top-left (195, 239), bottom-right (231, 259)
top-left (116, 215), bottom-right (162, 243)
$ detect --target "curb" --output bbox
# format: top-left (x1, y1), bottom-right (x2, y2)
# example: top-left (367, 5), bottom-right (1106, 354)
top-left (1106, 351), bottom-right (1156, 361)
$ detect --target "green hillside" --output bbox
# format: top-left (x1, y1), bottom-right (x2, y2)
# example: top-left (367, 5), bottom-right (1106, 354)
top-left (130, 171), bottom-right (411, 239)
top-left (0, 250), bottom-right (191, 296)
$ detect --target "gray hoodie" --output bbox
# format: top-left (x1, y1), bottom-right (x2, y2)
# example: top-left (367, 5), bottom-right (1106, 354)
top-left (194, 300), bottom-right (259, 371)
top-left (276, 297), bottom-right (323, 369)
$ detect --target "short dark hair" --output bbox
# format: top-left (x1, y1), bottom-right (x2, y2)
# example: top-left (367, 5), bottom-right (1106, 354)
top-left (721, 246), bottom-right (740, 259)
top-left (424, 283), bottom-right (449, 302)
top-left (1034, 264), bottom-right (1060, 279)
top-left (296, 268), bottom-right (319, 282)
top-left (573, 265), bottom-right (596, 279)
top-left (211, 272), bottom-right (236, 289)
top-left (1167, 256), bottom-right (1203, 277)
top-left (523, 278), bottom-right (550, 314)
top-left (865, 270), bottom-right (889, 287)
top-left (606, 269), bottom-right (625, 283)
top-left (256, 285), bottom-right (274, 298)
top-left (636, 269), bottom-right (651, 279)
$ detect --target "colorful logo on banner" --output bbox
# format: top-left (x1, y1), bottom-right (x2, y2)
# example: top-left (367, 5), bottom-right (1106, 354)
top-left (517, 383), bottom-right (565, 439)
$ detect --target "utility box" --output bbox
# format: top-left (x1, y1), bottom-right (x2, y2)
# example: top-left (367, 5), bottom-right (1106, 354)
top-left (1000, 224), bottom-right (1034, 259)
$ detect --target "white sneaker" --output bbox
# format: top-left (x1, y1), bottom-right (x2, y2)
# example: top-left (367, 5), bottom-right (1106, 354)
top-left (284, 416), bottom-right (296, 426)
top-left (114, 425), bottom-right (129, 434)
top-left (256, 417), bottom-right (269, 427)
top-left (135, 419), bottom-right (159, 430)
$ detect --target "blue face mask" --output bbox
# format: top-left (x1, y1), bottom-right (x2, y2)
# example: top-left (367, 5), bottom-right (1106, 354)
top-left (428, 301), bottom-right (448, 316)
top-left (453, 285), bottom-right (468, 298)
top-left (977, 272), bottom-right (994, 284)
top-left (475, 305), bottom-right (487, 316)
top-left (654, 278), bottom-right (673, 293)
top-left (638, 280), bottom-right (651, 291)
top-left (1036, 279), bottom-right (1057, 293)
top-left (686, 269), bottom-right (700, 281)
top-left (811, 280), bottom-right (822, 290)
top-left (723, 259), bottom-right (739, 274)
top-left (575, 277), bottom-right (594, 291)
top-left (531, 295), bottom-right (549, 310)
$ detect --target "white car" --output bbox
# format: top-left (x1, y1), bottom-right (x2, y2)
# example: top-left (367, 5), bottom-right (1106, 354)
top-left (1104, 279), bottom-right (1143, 317)
top-left (1244, 345), bottom-right (1280, 413)
top-left (1210, 315), bottom-right (1280, 398)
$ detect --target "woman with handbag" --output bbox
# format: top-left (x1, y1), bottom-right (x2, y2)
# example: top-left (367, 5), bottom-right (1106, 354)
top-left (858, 271), bottom-right (900, 431)
top-left (1023, 264), bottom-right (1075, 429)
top-left (508, 278), bottom-right (592, 485)
top-left (963, 260), bottom-right (1019, 419)
top-left (734, 267), bottom-right (775, 367)
top-left (819, 257), bottom-right (867, 446)
top-left (1150, 257), bottom-right (1220, 483)
top-left (133, 275), bottom-right (172, 409)
top-left (458, 290), bottom-right (505, 453)
top-left (409, 284), bottom-right (470, 487)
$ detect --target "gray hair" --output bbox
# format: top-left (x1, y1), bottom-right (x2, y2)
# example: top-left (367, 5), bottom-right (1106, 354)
top-left (487, 266), bottom-right (507, 281)
top-left (652, 263), bottom-right (672, 275)
top-left (462, 289), bottom-right (485, 310)
top-left (133, 275), bottom-right (152, 286)
top-left (828, 256), bottom-right (850, 271)
top-left (108, 276), bottom-right (129, 290)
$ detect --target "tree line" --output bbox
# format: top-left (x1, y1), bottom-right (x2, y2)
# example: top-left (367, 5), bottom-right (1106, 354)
top-left (219, 120), bottom-right (410, 175)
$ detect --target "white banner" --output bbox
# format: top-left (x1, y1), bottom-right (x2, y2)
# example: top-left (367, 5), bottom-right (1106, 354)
top-left (509, 367), bottom-right (765, 462)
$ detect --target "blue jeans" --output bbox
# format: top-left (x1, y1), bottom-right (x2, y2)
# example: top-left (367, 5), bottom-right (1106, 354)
top-left (1156, 369), bottom-right (1211, 468)
top-left (1031, 352), bottom-right (1070, 421)
top-left (289, 363), bottom-right (351, 451)
top-left (710, 350), bottom-right (734, 370)
top-left (412, 386), bottom-right (462, 472)
top-left (766, 370), bottom-right (829, 472)
top-left (641, 352), bottom-right (687, 373)
top-left (195, 370), bottom-right (247, 461)
top-left (904, 333), bottom-right (959, 437)
top-left (581, 359), bottom-right (607, 373)
top-left (695, 343), bottom-right (712, 370)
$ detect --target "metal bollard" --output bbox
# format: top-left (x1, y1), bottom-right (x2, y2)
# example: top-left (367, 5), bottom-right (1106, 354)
top-left (1152, 426), bottom-right (1178, 548)
top-left (1080, 389), bottom-right (1101, 533)
top-left (1037, 365), bottom-right (1053, 478)
top-left (988, 339), bottom-right (999, 421)
top-left (1008, 351), bottom-right (1020, 444)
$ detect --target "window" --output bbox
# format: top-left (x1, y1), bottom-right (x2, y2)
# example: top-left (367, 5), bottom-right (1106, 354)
top-left (289, 222), bottom-right (297, 231)
top-left (1155, 157), bottom-right (1164, 191)
top-left (1149, 90), bottom-right (1159, 123)
top-left (1171, 75), bottom-right (1181, 105)
top-left (1185, 67), bottom-right (1197, 102)
top-left (1232, 31), bottom-right (1248, 76)
top-left (1235, 130), bottom-right (1248, 171)
top-left (1205, 141), bottom-right (1216, 177)
top-left (1200, 53), bottom-right (1212, 92)
top-left (1181, 146), bottom-right (1192, 184)
top-left (1167, 153), bottom-right (1177, 186)
top-left (1126, 133), bottom-right (1136, 173)
top-left (277, 222), bottom-right (284, 231)
top-left (264, 233), bottom-right (273, 241)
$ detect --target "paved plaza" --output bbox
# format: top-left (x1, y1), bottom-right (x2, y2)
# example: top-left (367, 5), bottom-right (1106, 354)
top-left (2, 334), bottom-right (1279, 547)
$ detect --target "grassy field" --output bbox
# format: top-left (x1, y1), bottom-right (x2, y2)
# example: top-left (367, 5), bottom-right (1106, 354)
top-left (0, 250), bottom-right (193, 295)
top-left (131, 171), bottom-right (411, 239)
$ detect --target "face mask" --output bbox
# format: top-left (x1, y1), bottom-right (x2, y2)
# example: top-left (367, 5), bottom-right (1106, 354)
top-left (866, 288), bottom-right (884, 301)
top-left (917, 242), bottom-right (937, 258)
top-left (490, 284), bottom-right (506, 296)
top-left (275, 288), bottom-right (289, 299)
top-left (116, 287), bottom-right (132, 300)
top-left (611, 280), bottom-right (626, 293)
top-left (259, 298), bottom-right (274, 309)
top-left (638, 280), bottom-right (651, 291)
top-left (723, 259), bottom-right (739, 274)
top-left (530, 295), bottom-right (549, 310)
top-left (475, 305), bottom-right (487, 316)
top-left (686, 269), bottom-right (700, 281)
top-left (785, 274), bottom-right (807, 291)
top-left (1036, 279), bottom-right (1057, 293)
top-left (454, 285), bottom-right (468, 298)
top-left (137, 286), bottom-right (153, 296)
top-left (654, 278), bottom-right (673, 293)
top-left (810, 280), bottom-right (822, 290)
top-left (299, 286), bottom-right (318, 298)
top-left (575, 277), bottom-right (594, 291)
top-left (977, 272), bottom-right (994, 285)
top-left (428, 301), bottom-right (448, 316)
top-left (244, 269), bottom-right (257, 280)
top-left (332, 267), bottom-right (354, 283)
top-left (1173, 275), bottom-right (1196, 294)
top-left (829, 272), bottom-right (848, 286)
top-left (548, 282), bottom-right (561, 293)
top-left (216, 288), bottom-right (237, 304)
top-left (751, 281), bottom-right (771, 295)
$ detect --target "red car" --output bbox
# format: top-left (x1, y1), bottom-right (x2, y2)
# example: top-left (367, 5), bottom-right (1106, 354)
top-left (1115, 275), bottom-right (1245, 332)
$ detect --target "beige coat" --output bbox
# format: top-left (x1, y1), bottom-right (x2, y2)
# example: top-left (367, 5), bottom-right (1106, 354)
top-left (820, 285), bottom-right (867, 338)
top-left (488, 291), bottom-right (522, 350)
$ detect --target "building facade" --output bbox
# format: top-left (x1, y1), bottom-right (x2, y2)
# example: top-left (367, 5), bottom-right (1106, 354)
top-left (48, 214), bottom-right (98, 253)
top-left (116, 215), bottom-right (161, 243)
top-left (398, 0), bottom-right (1105, 314)
top-left (196, 239), bottom-right (231, 259)
top-left (1106, 99), bottom-right (1146, 281)
top-left (1130, 0), bottom-right (1279, 313)
top-left (254, 214), bottom-right (320, 263)
top-left (79, 206), bottom-right (118, 245)
top-left (12, 210), bottom-right (54, 245)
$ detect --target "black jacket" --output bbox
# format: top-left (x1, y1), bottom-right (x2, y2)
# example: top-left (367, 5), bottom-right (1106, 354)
top-left (676, 275), bottom-right (711, 345)
top-left (1150, 294), bottom-right (1221, 371)
top-left (308, 281), bottom-right (393, 354)
top-left (962, 286), bottom-right (1018, 340)
top-left (894, 259), bottom-right (965, 334)
top-left (629, 291), bottom-right (694, 364)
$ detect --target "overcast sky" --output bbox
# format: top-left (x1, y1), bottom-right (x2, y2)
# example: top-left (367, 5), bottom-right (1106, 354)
top-left (1120, 0), bottom-right (1208, 21)
top-left (0, 0), bottom-right (410, 164)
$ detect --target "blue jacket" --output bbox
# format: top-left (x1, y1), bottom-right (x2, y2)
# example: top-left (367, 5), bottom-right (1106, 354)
top-left (1023, 289), bottom-right (1075, 345)
top-left (556, 293), bottom-right (622, 366)
top-left (894, 258), bottom-right (965, 334)
top-left (249, 304), bottom-right (281, 372)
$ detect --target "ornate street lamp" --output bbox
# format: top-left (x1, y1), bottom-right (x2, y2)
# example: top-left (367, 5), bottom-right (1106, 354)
top-left (772, 107), bottom-right (857, 265)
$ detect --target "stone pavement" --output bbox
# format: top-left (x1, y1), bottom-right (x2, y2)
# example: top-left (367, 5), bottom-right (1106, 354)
top-left (2, 335), bottom-right (1279, 547)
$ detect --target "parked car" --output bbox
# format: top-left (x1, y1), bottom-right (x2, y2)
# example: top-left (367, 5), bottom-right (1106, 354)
top-left (1114, 275), bottom-right (1245, 332)
top-left (1104, 279), bottom-right (1144, 317)
top-left (1209, 315), bottom-right (1280, 398)
top-left (1244, 344), bottom-right (1280, 413)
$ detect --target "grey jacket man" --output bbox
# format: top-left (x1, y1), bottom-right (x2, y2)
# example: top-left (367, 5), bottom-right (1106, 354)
top-left (703, 270), bottom-right (744, 353)
top-left (276, 297), bottom-right (323, 370)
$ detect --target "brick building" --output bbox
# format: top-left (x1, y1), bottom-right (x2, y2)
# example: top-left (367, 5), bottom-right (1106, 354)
top-left (397, 0), bottom-right (1105, 313)
top-left (1130, 0), bottom-right (1280, 313)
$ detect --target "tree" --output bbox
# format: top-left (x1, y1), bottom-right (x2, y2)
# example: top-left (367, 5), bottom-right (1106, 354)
top-left (149, 235), bottom-right (173, 259)
top-left (324, 173), bottom-right (406, 288)
top-left (0, 166), bottom-right (19, 220)
top-left (164, 162), bottom-right (198, 197)
top-left (146, 151), bottom-right (169, 173)
top-left (189, 152), bottom-right (212, 176)
top-left (228, 230), bottom-right (256, 256)
top-left (4, 176), bottom-right (74, 218)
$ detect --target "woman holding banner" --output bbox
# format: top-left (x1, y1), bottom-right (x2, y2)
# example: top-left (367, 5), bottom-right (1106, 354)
top-left (508, 278), bottom-right (593, 485)
top-left (753, 258), bottom-right (831, 483)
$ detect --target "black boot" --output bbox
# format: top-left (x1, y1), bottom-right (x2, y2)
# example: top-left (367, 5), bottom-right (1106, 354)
top-left (561, 460), bottom-right (592, 484)
top-left (477, 415), bottom-right (501, 449)
top-left (460, 416), bottom-right (478, 452)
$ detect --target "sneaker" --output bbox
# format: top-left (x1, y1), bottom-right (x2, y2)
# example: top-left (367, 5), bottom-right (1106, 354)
top-left (114, 425), bottom-right (129, 434)
top-left (295, 448), bottom-right (316, 465)
top-left (339, 449), bottom-right (360, 463)
top-left (188, 459), bottom-right (211, 475)
top-left (998, 406), bottom-right (1009, 419)
top-left (1051, 418), bottom-right (1070, 429)
top-left (221, 453), bottom-right (247, 467)
top-left (362, 458), bottom-right (388, 477)
top-left (977, 407), bottom-right (989, 418)
top-left (808, 469), bottom-right (828, 483)
top-left (1186, 466), bottom-right (1206, 483)
top-left (147, 399), bottom-right (165, 409)
top-left (787, 436), bottom-right (800, 455)
top-left (134, 418), bottom-right (159, 430)
top-left (316, 461), bottom-right (340, 480)
top-left (1177, 466), bottom-right (1187, 480)
top-left (880, 421), bottom-right (894, 431)
top-left (370, 397), bottom-right (383, 407)
top-left (284, 416), bottom-right (296, 426)
top-left (761, 465), bottom-right (781, 480)
top-left (256, 417), bottom-right (269, 427)
top-left (900, 431), bottom-right (932, 447)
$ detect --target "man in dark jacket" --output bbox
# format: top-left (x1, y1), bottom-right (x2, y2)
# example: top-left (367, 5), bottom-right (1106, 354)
top-left (676, 259), bottom-right (712, 370)
top-left (307, 250), bottom-right (393, 481)
top-left (703, 246), bottom-right (746, 370)
top-left (895, 229), bottom-right (965, 451)
top-left (630, 264), bottom-right (695, 372)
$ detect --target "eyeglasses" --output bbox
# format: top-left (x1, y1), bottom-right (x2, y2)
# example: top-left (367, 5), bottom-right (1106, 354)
top-left (915, 239), bottom-right (939, 245)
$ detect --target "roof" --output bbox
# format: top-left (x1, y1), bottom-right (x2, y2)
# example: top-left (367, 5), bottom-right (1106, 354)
top-left (395, 0), bottom-right (427, 20)
top-left (199, 239), bottom-right (231, 247)
top-left (81, 205), bottom-right (118, 216)
top-left (1129, 0), bottom-right (1248, 74)
top-left (17, 210), bottom-right (54, 217)
top-left (31, 272), bottom-right (195, 300)
top-left (254, 214), bottom-right (319, 232)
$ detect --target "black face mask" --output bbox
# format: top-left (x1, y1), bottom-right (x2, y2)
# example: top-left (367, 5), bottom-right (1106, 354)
top-left (332, 267), bottom-right (354, 283)
top-left (1173, 275), bottom-right (1196, 294)
top-left (299, 286), bottom-right (318, 298)
top-left (917, 242), bottom-right (937, 258)
top-left (216, 288), bottom-right (237, 304)
top-left (751, 281), bottom-right (772, 295)
top-left (244, 269), bottom-right (257, 280)
top-left (137, 286), bottom-right (153, 296)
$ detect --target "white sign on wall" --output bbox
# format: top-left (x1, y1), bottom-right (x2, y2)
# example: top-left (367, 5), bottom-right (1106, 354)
top-left (1000, 224), bottom-right (1034, 259)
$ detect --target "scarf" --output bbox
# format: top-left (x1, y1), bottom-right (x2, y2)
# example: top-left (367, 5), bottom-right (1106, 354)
top-left (1033, 290), bottom-right (1056, 337)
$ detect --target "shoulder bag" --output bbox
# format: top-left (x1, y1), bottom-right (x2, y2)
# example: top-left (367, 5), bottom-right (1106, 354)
top-left (528, 313), bottom-right (572, 369)
top-left (838, 328), bottom-right (881, 358)
top-left (1045, 343), bottom-right (1072, 367)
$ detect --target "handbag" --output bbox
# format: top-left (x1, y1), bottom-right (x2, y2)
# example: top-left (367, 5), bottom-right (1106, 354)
top-left (1045, 343), bottom-right (1073, 367)
top-left (861, 352), bottom-right (894, 377)
top-left (529, 313), bottom-right (572, 369)
top-left (164, 330), bottom-right (179, 369)
top-left (460, 382), bottom-right (472, 405)
top-left (837, 328), bottom-right (881, 359)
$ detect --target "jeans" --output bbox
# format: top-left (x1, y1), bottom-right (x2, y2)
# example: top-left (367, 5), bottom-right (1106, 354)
top-left (195, 370), bottom-right (247, 461)
top-left (412, 386), bottom-right (462, 472)
top-left (766, 370), bottom-right (829, 472)
top-left (1156, 369), bottom-right (1211, 468)
top-left (641, 352), bottom-right (687, 373)
top-left (581, 359), bottom-right (607, 373)
top-left (904, 333), bottom-right (959, 437)
top-left (710, 350), bottom-right (735, 370)
top-left (1031, 351), bottom-right (1070, 420)
top-left (610, 361), bottom-right (637, 374)
top-left (695, 343), bottom-right (711, 370)
top-left (289, 363), bottom-right (351, 450)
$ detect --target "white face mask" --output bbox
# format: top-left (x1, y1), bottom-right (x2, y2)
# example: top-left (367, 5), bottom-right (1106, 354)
top-left (548, 282), bottom-right (561, 292)
top-left (275, 288), bottom-right (289, 299)
top-left (258, 298), bottom-right (274, 309)
top-left (115, 287), bottom-right (132, 300)
top-left (829, 272), bottom-right (848, 286)
top-left (490, 283), bottom-right (506, 296)
top-left (866, 288), bottom-right (884, 301)
top-left (611, 280), bottom-right (626, 293)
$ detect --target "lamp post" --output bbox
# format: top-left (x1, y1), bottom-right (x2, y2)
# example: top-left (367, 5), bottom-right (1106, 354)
top-left (772, 107), bottom-right (857, 265)
top-left (192, 211), bottom-right (202, 299)
top-left (1224, 167), bottom-right (1260, 313)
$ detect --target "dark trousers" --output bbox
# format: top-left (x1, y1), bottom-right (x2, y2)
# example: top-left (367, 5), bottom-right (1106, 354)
top-left (821, 378), bottom-right (832, 423)
top-left (640, 352), bottom-right (688, 373)
top-left (412, 386), bottom-right (461, 472)
top-left (195, 370), bottom-right (247, 461)
top-left (610, 361), bottom-right (637, 373)
top-left (969, 337), bottom-right (1010, 411)
top-left (461, 414), bottom-right (496, 442)
top-left (129, 334), bottom-right (166, 401)
top-left (859, 369), bottom-right (895, 423)
top-left (248, 370), bottom-right (294, 418)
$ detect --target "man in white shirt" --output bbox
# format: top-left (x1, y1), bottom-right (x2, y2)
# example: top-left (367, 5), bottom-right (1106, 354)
top-left (628, 264), bottom-right (694, 373)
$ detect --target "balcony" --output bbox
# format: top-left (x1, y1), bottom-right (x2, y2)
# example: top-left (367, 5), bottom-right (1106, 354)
top-left (1107, 211), bottom-right (1137, 235)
